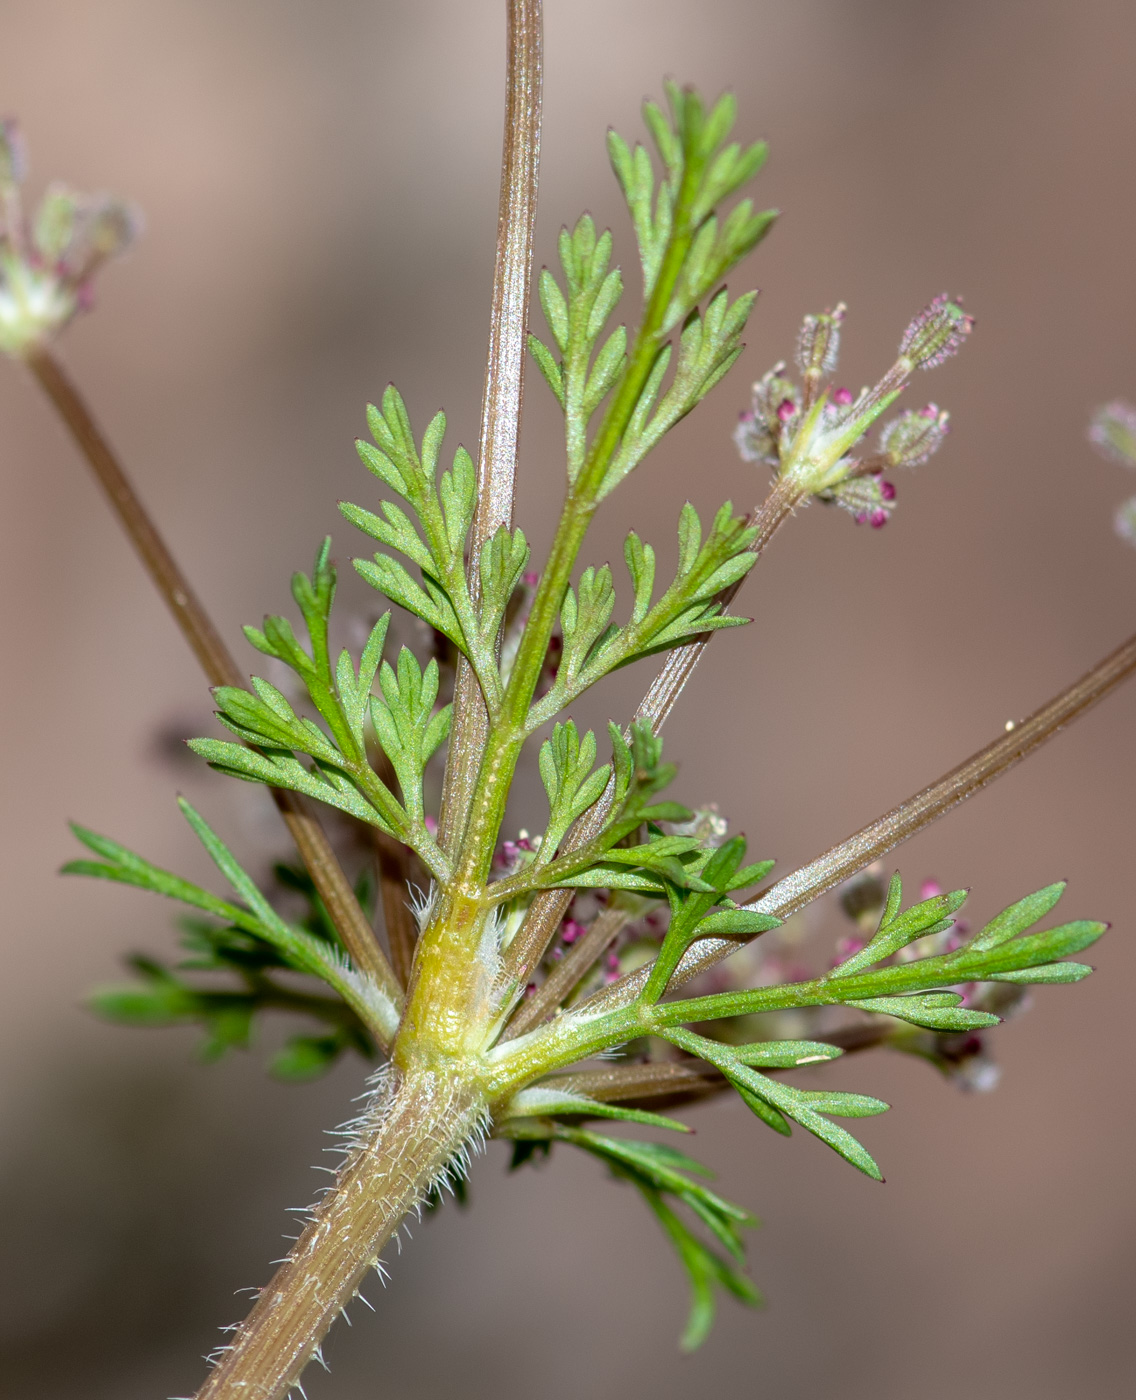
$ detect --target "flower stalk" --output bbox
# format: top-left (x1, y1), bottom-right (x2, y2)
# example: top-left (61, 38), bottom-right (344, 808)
top-left (24, 347), bottom-right (403, 1032)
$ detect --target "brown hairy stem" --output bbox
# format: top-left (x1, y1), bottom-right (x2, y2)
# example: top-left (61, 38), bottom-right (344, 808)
top-left (579, 625), bottom-right (1136, 1017)
top-left (195, 1067), bottom-right (485, 1400)
top-left (438, 0), bottom-right (542, 856)
top-left (24, 346), bottom-right (402, 1026)
top-left (498, 476), bottom-right (805, 1003)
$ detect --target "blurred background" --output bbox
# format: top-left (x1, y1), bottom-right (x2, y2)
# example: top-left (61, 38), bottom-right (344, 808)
top-left (2, 1), bottom-right (1136, 1396)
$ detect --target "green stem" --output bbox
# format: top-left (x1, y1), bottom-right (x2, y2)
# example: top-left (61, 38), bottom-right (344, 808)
top-left (445, 127), bottom-right (714, 901)
top-left (495, 476), bottom-right (803, 1007)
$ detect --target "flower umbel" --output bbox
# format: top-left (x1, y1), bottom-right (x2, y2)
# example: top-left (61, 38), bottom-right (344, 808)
top-left (1087, 399), bottom-right (1136, 548)
top-left (0, 119), bottom-right (139, 358)
top-left (735, 298), bottom-right (970, 524)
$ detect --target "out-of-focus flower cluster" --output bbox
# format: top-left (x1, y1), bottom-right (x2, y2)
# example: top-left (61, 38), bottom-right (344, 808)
top-left (0, 118), bottom-right (139, 358)
top-left (734, 296), bottom-right (970, 527)
top-left (1088, 400), bottom-right (1136, 548)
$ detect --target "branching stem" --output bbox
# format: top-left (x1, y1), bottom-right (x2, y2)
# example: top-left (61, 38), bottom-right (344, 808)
top-left (24, 347), bottom-right (403, 1034)
top-left (497, 475), bottom-right (805, 1007)
top-left (581, 624), bottom-right (1136, 1017)
top-left (507, 906), bottom-right (630, 1037)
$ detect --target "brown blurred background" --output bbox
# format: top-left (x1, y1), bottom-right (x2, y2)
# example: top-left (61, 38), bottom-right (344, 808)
top-left (2, 1), bottom-right (1136, 1396)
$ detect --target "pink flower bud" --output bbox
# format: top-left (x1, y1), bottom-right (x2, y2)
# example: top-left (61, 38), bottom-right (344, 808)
top-left (561, 918), bottom-right (586, 945)
top-left (898, 294), bottom-right (974, 370)
top-left (823, 472), bottom-right (896, 527)
top-left (832, 386), bottom-right (854, 406)
top-left (879, 405), bottom-right (950, 467)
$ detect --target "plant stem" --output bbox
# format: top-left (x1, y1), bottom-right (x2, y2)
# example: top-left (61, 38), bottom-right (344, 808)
top-left (497, 477), bottom-right (805, 1005)
top-left (24, 346), bottom-right (402, 1034)
top-left (582, 624), bottom-right (1136, 1015)
top-left (369, 749), bottom-right (421, 988)
top-left (635, 475), bottom-right (803, 728)
top-left (506, 906), bottom-right (630, 1038)
top-left (438, 0), bottom-right (542, 858)
top-left (565, 1023), bottom-right (919, 1116)
top-left (194, 1066), bottom-right (485, 1400)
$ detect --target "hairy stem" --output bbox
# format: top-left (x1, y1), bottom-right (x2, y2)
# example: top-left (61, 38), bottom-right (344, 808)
top-left (439, 0), bottom-right (543, 857)
top-left (24, 346), bottom-right (402, 1032)
top-left (194, 1066), bottom-right (485, 1400)
top-left (582, 625), bottom-right (1136, 1016)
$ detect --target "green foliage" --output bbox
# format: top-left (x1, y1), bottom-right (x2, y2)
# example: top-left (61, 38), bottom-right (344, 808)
top-left (554, 1126), bottom-right (759, 1350)
top-left (530, 82), bottom-right (776, 510)
top-left (491, 721), bottom-right (705, 899)
top-left (344, 385), bottom-right (528, 704)
top-left (66, 802), bottom-right (398, 1040)
top-left (641, 835), bottom-right (778, 1003)
top-left (78, 835), bottom-right (380, 1076)
top-left (665, 1027), bottom-right (889, 1179)
top-left (526, 502), bottom-right (759, 727)
top-left (607, 84), bottom-right (773, 317)
top-left (186, 540), bottom-right (448, 876)
top-left (61, 60), bottom-right (1113, 1379)
top-left (630, 880), bottom-right (1105, 1180)
top-left (537, 721), bottom-right (613, 859)
top-left (828, 873), bottom-right (966, 978)
top-left (529, 215), bottom-right (627, 479)
top-left (498, 1084), bottom-right (690, 1134)
top-left (600, 290), bottom-right (756, 498)
top-left (657, 879), bottom-right (1103, 1032)
top-left (369, 648), bottom-right (452, 826)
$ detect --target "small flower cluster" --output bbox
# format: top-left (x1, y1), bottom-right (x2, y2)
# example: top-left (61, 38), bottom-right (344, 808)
top-left (734, 297), bottom-right (969, 526)
top-left (0, 118), bottom-right (139, 358)
top-left (1087, 400), bottom-right (1136, 547)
